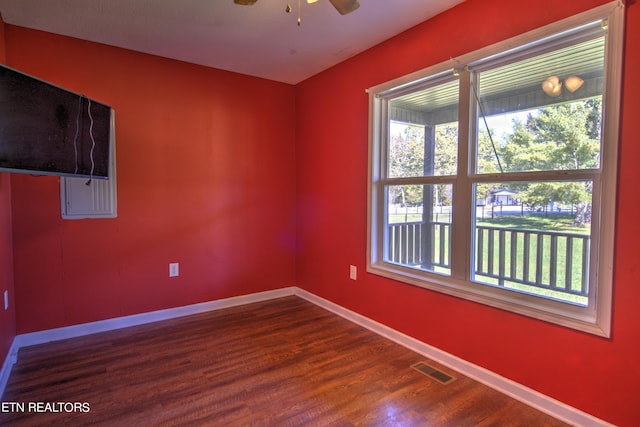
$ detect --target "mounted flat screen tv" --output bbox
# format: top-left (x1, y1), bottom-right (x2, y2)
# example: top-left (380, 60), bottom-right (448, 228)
top-left (0, 64), bottom-right (112, 179)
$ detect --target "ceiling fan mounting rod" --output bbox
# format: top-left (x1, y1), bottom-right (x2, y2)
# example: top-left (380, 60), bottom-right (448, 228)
top-left (233, 0), bottom-right (360, 16)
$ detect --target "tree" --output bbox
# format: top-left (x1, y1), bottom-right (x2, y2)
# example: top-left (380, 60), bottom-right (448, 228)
top-left (388, 121), bottom-right (458, 222)
top-left (476, 126), bottom-right (505, 203)
top-left (497, 99), bottom-right (601, 225)
top-left (389, 123), bottom-right (425, 208)
top-left (387, 98), bottom-right (601, 226)
top-left (434, 123), bottom-right (457, 206)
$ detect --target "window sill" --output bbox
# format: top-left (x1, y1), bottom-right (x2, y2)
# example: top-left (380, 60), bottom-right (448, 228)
top-left (367, 261), bottom-right (609, 337)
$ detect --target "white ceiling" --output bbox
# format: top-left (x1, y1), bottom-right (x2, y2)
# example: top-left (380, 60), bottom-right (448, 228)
top-left (0, 0), bottom-right (464, 84)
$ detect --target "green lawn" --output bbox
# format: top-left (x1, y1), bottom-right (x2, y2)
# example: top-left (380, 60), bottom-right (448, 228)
top-left (475, 214), bottom-right (589, 305)
top-left (477, 213), bottom-right (589, 234)
top-left (389, 210), bottom-right (590, 234)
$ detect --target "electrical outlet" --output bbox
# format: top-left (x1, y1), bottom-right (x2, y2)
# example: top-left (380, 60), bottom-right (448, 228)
top-left (169, 263), bottom-right (180, 277)
top-left (349, 265), bottom-right (357, 280)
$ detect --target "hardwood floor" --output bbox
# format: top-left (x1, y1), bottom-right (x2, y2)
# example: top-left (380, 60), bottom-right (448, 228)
top-left (1, 296), bottom-right (568, 426)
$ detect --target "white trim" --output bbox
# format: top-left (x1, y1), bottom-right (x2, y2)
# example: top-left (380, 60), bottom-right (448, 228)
top-left (367, 2), bottom-right (621, 96)
top-left (0, 286), bottom-right (612, 426)
top-left (366, 1), bottom-right (624, 337)
top-left (14, 288), bottom-right (294, 348)
top-left (0, 339), bottom-right (20, 401)
top-left (294, 288), bottom-right (613, 427)
top-left (0, 287), bottom-right (294, 398)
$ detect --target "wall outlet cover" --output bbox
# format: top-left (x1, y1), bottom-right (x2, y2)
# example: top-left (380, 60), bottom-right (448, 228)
top-left (169, 263), bottom-right (180, 277)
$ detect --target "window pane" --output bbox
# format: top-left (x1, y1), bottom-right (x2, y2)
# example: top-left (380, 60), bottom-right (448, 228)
top-left (386, 184), bottom-right (452, 276)
top-left (475, 37), bottom-right (605, 174)
top-left (472, 180), bottom-right (592, 306)
top-left (388, 79), bottom-right (459, 178)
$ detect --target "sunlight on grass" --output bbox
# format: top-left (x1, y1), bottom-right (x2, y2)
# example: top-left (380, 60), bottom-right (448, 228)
top-left (477, 213), bottom-right (589, 234)
top-left (387, 211), bottom-right (590, 305)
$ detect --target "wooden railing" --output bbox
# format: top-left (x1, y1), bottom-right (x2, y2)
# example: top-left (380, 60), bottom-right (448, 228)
top-left (475, 225), bottom-right (589, 296)
top-left (387, 222), bottom-right (590, 297)
top-left (388, 221), bottom-right (450, 269)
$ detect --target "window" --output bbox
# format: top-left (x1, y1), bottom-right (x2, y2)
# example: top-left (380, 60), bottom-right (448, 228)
top-left (367, 2), bottom-right (624, 336)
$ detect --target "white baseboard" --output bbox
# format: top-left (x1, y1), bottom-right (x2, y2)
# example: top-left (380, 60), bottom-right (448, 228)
top-left (0, 286), bottom-right (612, 426)
top-left (0, 339), bottom-right (19, 401)
top-left (293, 288), bottom-right (613, 427)
top-left (0, 287), bottom-right (295, 398)
top-left (14, 287), bottom-right (295, 349)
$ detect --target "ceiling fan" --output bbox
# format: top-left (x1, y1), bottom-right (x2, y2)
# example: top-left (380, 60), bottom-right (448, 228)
top-left (233, 0), bottom-right (360, 15)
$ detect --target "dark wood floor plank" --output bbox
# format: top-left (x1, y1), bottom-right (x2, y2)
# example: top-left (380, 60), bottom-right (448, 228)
top-left (0, 296), bottom-right (568, 426)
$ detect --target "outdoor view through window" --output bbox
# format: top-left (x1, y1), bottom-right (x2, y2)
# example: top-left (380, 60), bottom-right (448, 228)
top-left (370, 9), bottom-right (622, 333)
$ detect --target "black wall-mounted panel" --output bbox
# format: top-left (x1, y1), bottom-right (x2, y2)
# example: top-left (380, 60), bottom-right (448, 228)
top-left (0, 65), bottom-right (112, 179)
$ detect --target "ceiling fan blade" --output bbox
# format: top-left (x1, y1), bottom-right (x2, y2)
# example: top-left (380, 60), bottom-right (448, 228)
top-left (328, 0), bottom-right (360, 15)
top-left (234, 0), bottom-right (258, 5)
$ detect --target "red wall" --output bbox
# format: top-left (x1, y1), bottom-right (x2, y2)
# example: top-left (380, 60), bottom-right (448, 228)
top-left (3, 0), bottom-right (639, 425)
top-left (0, 14), bottom-right (17, 371)
top-left (6, 27), bottom-right (297, 333)
top-left (0, 170), bottom-right (14, 364)
top-left (296, 0), bottom-right (640, 426)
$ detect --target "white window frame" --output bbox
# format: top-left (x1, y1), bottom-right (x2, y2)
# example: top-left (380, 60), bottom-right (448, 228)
top-left (367, 1), bottom-right (624, 337)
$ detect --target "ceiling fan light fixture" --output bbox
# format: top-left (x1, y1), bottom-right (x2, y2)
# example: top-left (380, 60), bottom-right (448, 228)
top-left (234, 0), bottom-right (258, 5)
top-left (542, 76), bottom-right (562, 97)
top-left (565, 76), bottom-right (584, 92)
top-left (307, 0), bottom-right (319, 3)
top-left (328, 0), bottom-right (360, 15)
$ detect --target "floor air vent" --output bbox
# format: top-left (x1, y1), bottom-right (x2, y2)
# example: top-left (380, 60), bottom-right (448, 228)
top-left (411, 362), bottom-right (456, 384)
